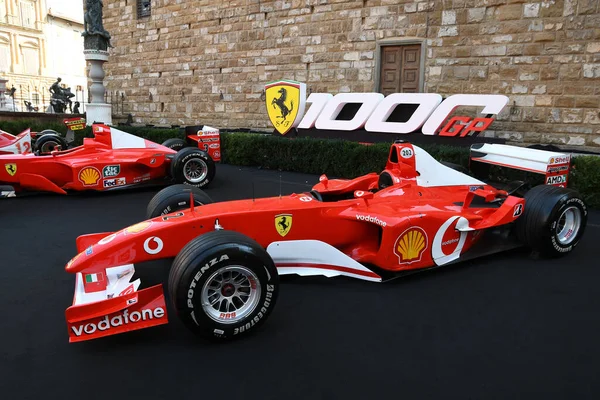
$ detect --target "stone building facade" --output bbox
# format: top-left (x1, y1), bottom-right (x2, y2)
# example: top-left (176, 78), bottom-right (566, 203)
top-left (0, 0), bottom-right (87, 111)
top-left (103, 0), bottom-right (600, 147)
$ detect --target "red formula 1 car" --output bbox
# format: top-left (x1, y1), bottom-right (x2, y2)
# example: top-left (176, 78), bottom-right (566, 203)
top-left (0, 124), bottom-right (216, 198)
top-left (63, 141), bottom-right (587, 343)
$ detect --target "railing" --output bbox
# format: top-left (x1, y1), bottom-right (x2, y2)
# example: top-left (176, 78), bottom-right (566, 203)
top-left (0, 86), bottom-right (128, 115)
top-left (0, 84), bottom-right (87, 114)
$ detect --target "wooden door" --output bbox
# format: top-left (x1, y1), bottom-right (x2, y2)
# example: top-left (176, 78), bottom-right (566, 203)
top-left (379, 45), bottom-right (421, 94)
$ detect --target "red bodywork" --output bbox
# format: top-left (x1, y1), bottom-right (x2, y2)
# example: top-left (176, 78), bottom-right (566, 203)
top-left (0, 124), bottom-right (176, 195)
top-left (64, 142), bottom-right (526, 342)
top-left (184, 126), bottom-right (221, 162)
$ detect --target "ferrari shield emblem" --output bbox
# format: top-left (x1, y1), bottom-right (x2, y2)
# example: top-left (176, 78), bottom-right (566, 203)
top-left (4, 163), bottom-right (17, 176)
top-left (275, 214), bottom-right (293, 237)
top-left (265, 80), bottom-right (306, 135)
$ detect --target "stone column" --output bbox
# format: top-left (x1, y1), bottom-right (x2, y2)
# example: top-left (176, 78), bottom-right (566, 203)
top-left (0, 77), bottom-right (6, 110)
top-left (84, 49), bottom-right (112, 125)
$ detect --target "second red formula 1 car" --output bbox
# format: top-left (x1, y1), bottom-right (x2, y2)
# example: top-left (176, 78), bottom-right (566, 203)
top-left (0, 123), bottom-right (216, 198)
top-left (63, 141), bottom-right (587, 343)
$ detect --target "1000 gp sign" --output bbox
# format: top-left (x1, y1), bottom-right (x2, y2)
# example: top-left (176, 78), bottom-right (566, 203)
top-left (265, 80), bottom-right (509, 140)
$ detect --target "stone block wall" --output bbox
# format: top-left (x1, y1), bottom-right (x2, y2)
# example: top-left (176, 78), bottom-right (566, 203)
top-left (102, 0), bottom-right (600, 147)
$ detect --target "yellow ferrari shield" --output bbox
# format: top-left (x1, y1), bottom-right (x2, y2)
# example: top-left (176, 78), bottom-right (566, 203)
top-left (275, 214), bottom-right (293, 237)
top-left (265, 80), bottom-right (306, 135)
top-left (4, 163), bottom-right (16, 176)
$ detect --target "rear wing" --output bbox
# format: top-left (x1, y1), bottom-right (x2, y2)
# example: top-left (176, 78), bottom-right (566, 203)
top-left (469, 143), bottom-right (571, 188)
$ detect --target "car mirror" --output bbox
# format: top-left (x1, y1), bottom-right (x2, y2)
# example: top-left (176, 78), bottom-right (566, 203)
top-left (354, 190), bottom-right (374, 200)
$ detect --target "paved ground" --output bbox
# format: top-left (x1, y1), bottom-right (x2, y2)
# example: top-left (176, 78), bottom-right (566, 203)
top-left (1, 164), bottom-right (599, 399)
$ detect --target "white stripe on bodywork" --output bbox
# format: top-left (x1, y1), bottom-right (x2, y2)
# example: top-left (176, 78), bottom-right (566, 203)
top-left (266, 240), bottom-right (382, 282)
top-left (110, 127), bottom-right (147, 149)
top-left (412, 145), bottom-right (486, 187)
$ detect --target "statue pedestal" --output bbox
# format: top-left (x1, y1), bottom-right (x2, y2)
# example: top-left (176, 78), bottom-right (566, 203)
top-left (84, 49), bottom-right (112, 125)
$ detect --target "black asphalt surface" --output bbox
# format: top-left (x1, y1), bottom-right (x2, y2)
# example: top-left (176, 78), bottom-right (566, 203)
top-left (1, 164), bottom-right (599, 399)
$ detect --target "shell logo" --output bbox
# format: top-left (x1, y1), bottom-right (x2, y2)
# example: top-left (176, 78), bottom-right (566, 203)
top-left (394, 227), bottom-right (428, 264)
top-left (124, 221), bottom-right (153, 234)
top-left (78, 167), bottom-right (100, 186)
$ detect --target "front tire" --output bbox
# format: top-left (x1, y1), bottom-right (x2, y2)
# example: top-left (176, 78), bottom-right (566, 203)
top-left (146, 184), bottom-right (213, 219)
top-left (170, 147), bottom-right (216, 188)
top-left (169, 230), bottom-right (279, 341)
top-left (515, 185), bottom-right (587, 257)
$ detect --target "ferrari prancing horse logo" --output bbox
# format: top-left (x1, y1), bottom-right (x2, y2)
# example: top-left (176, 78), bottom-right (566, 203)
top-left (265, 80), bottom-right (306, 136)
top-left (275, 214), bottom-right (292, 237)
top-left (4, 163), bottom-right (17, 176)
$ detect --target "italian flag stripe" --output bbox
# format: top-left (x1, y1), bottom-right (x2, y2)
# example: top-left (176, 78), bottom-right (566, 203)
top-left (85, 273), bottom-right (101, 283)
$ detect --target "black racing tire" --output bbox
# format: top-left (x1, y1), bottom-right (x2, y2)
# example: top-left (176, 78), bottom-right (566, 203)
top-left (168, 230), bottom-right (279, 341)
top-left (162, 138), bottom-right (187, 151)
top-left (35, 134), bottom-right (68, 154)
top-left (170, 147), bottom-right (216, 188)
top-left (146, 184), bottom-right (213, 219)
top-left (39, 129), bottom-right (60, 136)
top-left (515, 185), bottom-right (588, 257)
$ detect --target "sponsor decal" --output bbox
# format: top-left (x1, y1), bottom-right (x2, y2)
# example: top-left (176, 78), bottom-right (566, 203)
top-left (133, 173), bottom-right (151, 183)
top-left (265, 80), bottom-right (307, 135)
top-left (103, 177), bottom-right (127, 188)
top-left (299, 196), bottom-right (313, 202)
top-left (275, 214), bottom-right (293, 237)
top-left (143, 237), bottom-right (163, 255)
top-left (394, 227), bottom-right (428, 264)
top-left (85, 246), bottom-right (93, 256)
top-left (4, 163), bottom-right (17, 176)
top-left (549, 156), bottom-right (570, 165)
top-left (265, 80), bottom-right (508, 137)
top-left (124, 221), bottom-right (152, 234)
top-left (400, 147), bottom-right (414, 159)
top-left (547, 165), bottom-right (569, 173)
top-left (98, 233), bottom-right (117, 245)
top-left (355, 214), bottom-right (387, 227)
top-left (64, 118), bottom-right (86, 131)
top-left (469, 185), bottom-right (484, 192)
top-left (119, 284), bottom-right (135, 296)
top-left (546, 174), bottom-right (567, 185)
top-left (150, 158), bottom-right (156, 164)
top-left (513, 204), bottom-right (523, 217)
top-left (209, 143), bottom-right (220, 149)
top-left (70, 307), bottom-right (166, 338)
top-left (355, 190), bottom-right (366, 197)
top-left (102, 165), bottom-right (120, 178)
top-left (214, 151), bottom-right (221, 158)
top-left (78, 167), bottom-right (101, 186)
top-left (432, 216), bottom-right (469, 266)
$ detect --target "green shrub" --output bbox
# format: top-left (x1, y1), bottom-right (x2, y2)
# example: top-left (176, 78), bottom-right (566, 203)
top-left (1, 118), bottom-right (599, 207)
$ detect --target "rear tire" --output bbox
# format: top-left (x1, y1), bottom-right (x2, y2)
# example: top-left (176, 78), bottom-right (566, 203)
top-left (146, 184), bottom-right (213, 219)
top-left (35, 134), bottom-right (68, 154)
top-left (515, 185), bottom-right (587, 257)
top-left (170, 147), bottom-right (216, 188)
top-left (169, 230), bottom-right (279, 341)
top-left (162, 138), bottom-right (187, 151)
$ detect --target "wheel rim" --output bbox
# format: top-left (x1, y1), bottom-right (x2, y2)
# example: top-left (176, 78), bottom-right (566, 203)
top-left (201, 265), bottom-right (261, 324)
top-left (40, 140), bottom-right (59, 153)
top-left (183, 158), bottom-right (208, 183)
top-left (555, 206), bottom-right (582, 245)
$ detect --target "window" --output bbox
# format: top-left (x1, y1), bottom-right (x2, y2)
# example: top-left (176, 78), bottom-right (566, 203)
top-left (32, 92), bottom-right (39, 104)
top-left (0, 38), bottom-right (9, 73)
top-left (20, 45), bottom-right (39, 75)
top-left (0, 0), bottom-right (7, 23)
top-left (20, 0), bottom-right (36, 28)
top-left (137, 0), bottom-right (151, 18)
top-left (378, 44), bottom-right (423, 95)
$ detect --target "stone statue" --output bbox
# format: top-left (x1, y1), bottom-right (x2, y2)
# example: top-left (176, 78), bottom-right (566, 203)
top-left (48, 77), bottom-right (75, 113)
top-left (82, 0), bottom-right (112, 50)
